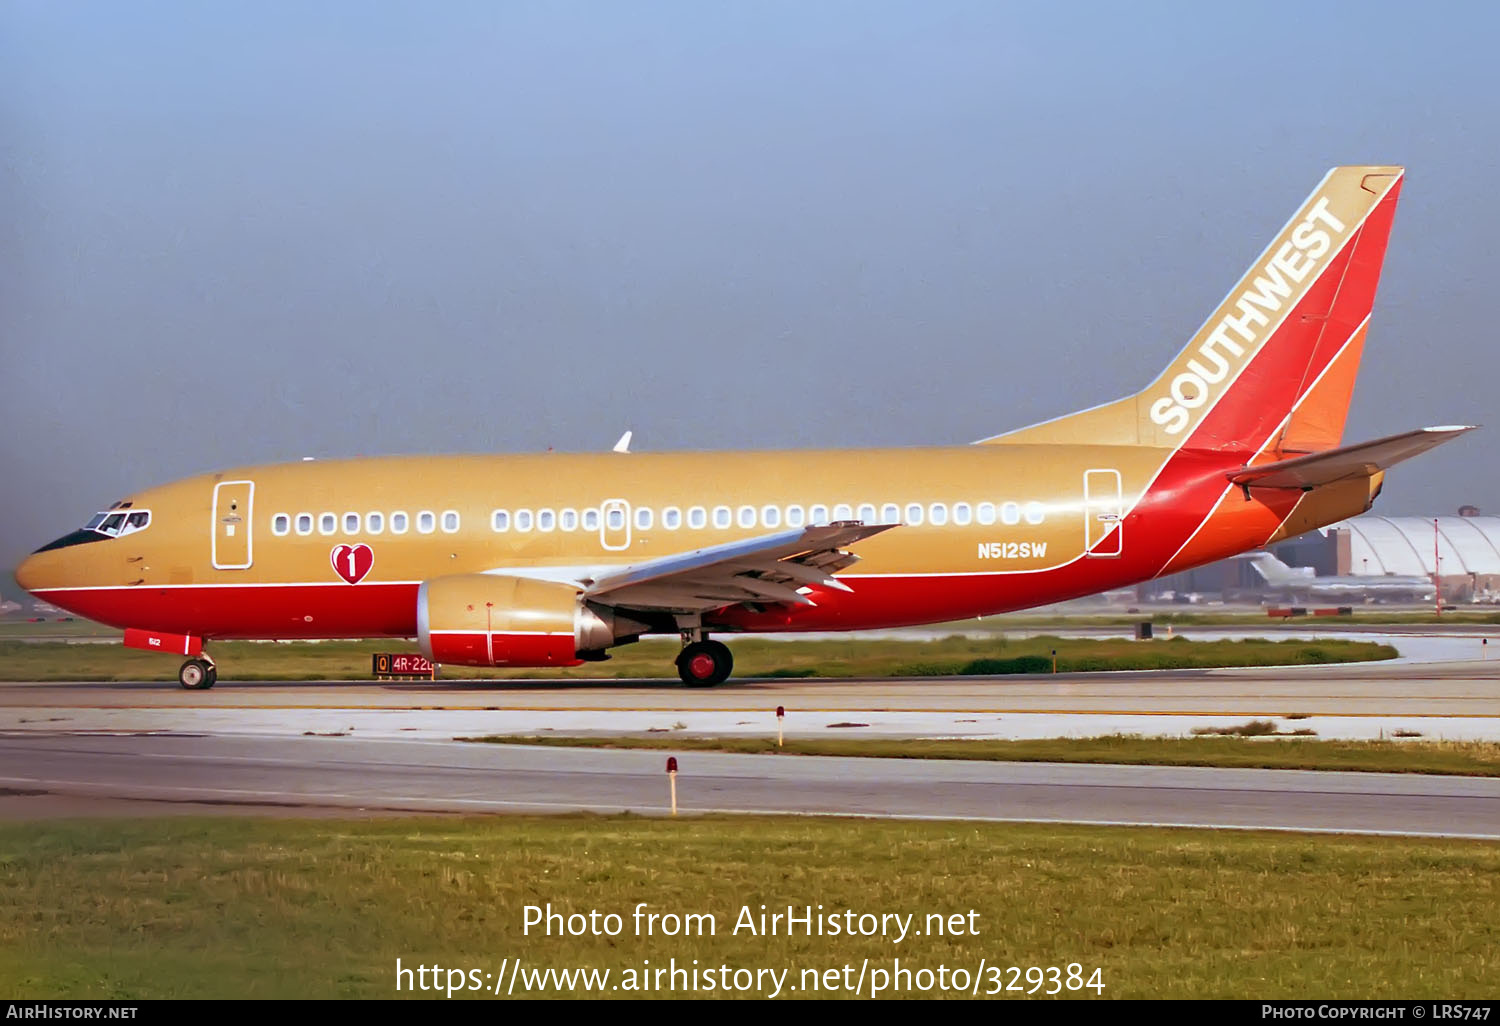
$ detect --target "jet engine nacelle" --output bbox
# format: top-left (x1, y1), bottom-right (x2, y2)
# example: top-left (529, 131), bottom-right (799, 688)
top-left (416, 574), bottom-right (642, 668)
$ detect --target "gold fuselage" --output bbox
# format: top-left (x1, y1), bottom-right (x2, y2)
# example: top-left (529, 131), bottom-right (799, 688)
top-left (15, 440), bottom-right (1373, 640)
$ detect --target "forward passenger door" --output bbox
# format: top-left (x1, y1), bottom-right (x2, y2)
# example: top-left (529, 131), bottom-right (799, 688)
top-left (212, 480), bottom-right (255, 569)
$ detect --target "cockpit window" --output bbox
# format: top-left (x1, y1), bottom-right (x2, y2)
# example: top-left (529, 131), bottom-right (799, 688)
top-left (84, 509), bottom-right (151, 538)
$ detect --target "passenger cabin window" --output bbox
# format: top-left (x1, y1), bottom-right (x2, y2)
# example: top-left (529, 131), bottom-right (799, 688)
top-left (607, 507), bottom-right (626, 530)
top-left (367, 512), bottom-right (384, 534)
top-left (881, 504), bottom-right (899, 524)
top-left (391, 511), bottom-right (409, 534)
top-left (762, 505), bottom-right (780, 528)
top-left (296, 513), bottom-right (314, 535)
top-left (663, 507), bottom-right (682, 530)
top-left (441, 510), bottom-right (460, 533)
top-left (929, 503), bottom-right (949, 526)
top-left (319, 513), bottom-right (337, 535)
top-left (343, 512), bottom-right (360, 534)
top-left (561, 509), bottom-right (577, 532)
top-left (712, 506), bottom-right (731, 529)
top-left (582, 508), bottom-right (599, 531)
top-left (688, 507), bottom-right (707, 529)
top-left (737, 506), bottom-right (755, 528)
top-left (635, 507), bottom-right (653, 530)
top-left (537, 509), bottom-right (555, 532)
top-left (417, 511), bottom-right (436, 534)
top-left (515, 509), bottom-right (533, 532)
top-left (1024, 502), bottom-right (1047, 525)
top-left (492, 510), bottom-right (510, 532)
top-left (786, 505), bottom-right (805, 528)
top-left (954, 502), bottom-right (972, 526)
top-left (904, 503), bottom-right (924, 526)
top-left (272, 514), bottom-right (291, 536)
top-left (1000, 502), bottom-right (1021, 526)
top-left (977, 502), bottom-right (996, 526)
top-left (833, 504), bottom-right (853, 521)
top-left (857, 503), bottom-right (876, 523)
top-left (809, 504), bottom-right (829, 525)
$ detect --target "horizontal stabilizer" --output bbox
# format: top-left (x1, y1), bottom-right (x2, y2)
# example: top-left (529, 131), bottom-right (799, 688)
top-left (1228, 426), bottom-right (1476, 491)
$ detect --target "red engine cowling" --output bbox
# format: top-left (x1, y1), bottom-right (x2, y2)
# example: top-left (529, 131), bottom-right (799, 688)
top-left (416, 574), bottom-right (634, 668)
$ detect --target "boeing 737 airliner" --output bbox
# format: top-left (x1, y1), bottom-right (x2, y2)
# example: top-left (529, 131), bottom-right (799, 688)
top-left (16, 166), bottom-right (1473, 688)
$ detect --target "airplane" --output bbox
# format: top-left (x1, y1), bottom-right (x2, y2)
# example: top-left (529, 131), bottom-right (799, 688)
top-left (1245, 551), bottom-right (1436, 604)
top-left (14, 165), bottom-right (1475, 689)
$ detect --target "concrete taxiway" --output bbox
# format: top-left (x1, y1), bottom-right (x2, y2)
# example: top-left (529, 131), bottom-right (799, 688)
top-left (3, 628), bottom-right (1498, 834)
top-left (3, 655), bottom-right (1499, 741)
top-left (1, 732), bottom-right (1497, 838)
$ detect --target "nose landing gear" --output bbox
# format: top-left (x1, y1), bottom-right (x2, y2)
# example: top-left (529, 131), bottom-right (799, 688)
top-left (178, 656), bottom-right (217, 690)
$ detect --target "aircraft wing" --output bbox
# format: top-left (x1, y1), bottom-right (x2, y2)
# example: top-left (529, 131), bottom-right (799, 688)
top-left (1228, 426), bottom-right (1476, 491)
top-left (584, 521), bottom-right (896, 612)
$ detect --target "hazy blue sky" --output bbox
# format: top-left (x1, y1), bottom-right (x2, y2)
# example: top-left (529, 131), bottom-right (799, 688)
top-left (3, 1), bottom-right (1496, 577)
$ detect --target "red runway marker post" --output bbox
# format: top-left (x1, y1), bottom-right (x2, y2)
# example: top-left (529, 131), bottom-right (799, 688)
top-left (666, 756), bottom-right (678, 816)
top-left (776, 705), bottom-right (784, 748)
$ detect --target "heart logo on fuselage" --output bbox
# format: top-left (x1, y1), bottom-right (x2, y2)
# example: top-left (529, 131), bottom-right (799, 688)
top-left (330, 543), bottom-right (374, 585)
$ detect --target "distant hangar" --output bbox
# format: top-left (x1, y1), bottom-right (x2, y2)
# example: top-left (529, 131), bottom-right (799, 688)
top-left (1149, 510), bottom-right (1500, 603)
top-left (1331, 514), bottom-right (1500, 584)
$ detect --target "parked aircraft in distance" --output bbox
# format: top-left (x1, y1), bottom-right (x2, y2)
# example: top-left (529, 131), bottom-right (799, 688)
top-left (1246, 551), bottom-right (1436, 603)
top-left (16, 166), bottom-right (1474, 688)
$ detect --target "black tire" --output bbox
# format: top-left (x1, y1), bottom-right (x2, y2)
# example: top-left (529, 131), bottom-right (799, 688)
top-left (676, 640), bottom-right (732, 687)
top-left (179, 659), bottom-right (216, 691)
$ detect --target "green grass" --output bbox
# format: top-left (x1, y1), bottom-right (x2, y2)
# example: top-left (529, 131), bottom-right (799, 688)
top-left (460, 735), bottom-right (1500, 777)
top-left (1, 816), bottom-right (1496, 999)
top-left (1190, 720), bottom-right (1320, 737)
top-left (963, 609), bottom-right (1500, 627)
top-left (0, 619), bottom-right (120, 638)
top-left (0, 635), bottom-right (1397, 682)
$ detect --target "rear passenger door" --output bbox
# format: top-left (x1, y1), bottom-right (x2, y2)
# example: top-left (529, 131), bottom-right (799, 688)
top-left (1083, 469), bottom-right (1122, 558)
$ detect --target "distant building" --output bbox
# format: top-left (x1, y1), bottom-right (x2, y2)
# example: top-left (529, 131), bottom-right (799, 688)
top-left (1329, 515), bottom-right (1500, 602)
top-left (1149, 513), bottom-right (1500, 603)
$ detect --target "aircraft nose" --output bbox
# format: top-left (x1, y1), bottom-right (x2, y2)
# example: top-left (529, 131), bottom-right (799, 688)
top-left (15, 542), bottom-right (77, 594)
top-left (15, 552), bottom-right (43, 595)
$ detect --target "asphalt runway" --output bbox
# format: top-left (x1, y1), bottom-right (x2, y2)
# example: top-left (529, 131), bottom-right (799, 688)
top-left (2, 732), bottom-right (1498, 838)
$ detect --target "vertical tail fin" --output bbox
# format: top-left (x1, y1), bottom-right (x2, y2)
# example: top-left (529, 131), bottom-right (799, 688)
top-left (982, 166), bottom-right (1404, 453)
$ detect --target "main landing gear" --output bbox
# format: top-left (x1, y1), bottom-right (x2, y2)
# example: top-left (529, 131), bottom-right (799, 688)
top-left (178, 656), bottom-right (217, 691)
top-left (676, 639), bottom-right (733, 687)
